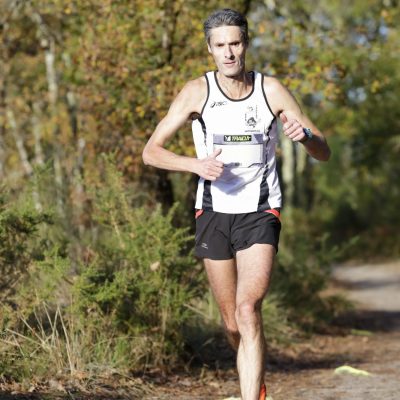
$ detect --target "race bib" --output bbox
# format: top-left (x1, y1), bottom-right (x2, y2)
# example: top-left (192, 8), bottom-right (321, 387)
top-left (213, 134), bottom-right (265, 168)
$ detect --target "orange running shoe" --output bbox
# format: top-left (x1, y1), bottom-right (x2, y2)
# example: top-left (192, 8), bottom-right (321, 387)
top-left (259, 383), bottom-right (267, 400)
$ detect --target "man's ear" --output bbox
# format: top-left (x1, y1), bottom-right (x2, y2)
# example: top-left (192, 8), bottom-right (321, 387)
top-left (207, 42), bottom-right (212, 54)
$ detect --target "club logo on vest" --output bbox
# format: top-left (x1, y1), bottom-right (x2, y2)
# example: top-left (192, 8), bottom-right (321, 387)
top-left (210, 100), bottom-right (227, 108)
top-left (245, 105), bottom-right (260, 128)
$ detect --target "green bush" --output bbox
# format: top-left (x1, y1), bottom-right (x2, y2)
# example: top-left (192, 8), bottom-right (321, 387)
top-left (0, 188), bottom-right (52, 305)
top-left (0, 157), bottom-right (351, 384)
top-left (1, 158), bottom-right (204, 379)
top-left (72, 156), bottom-right (202, 367)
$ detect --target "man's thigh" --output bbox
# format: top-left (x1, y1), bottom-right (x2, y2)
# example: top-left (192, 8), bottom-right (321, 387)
top-left (235, 243), bottom-right (276, 304)
top-left (204, 258), bottom-right (237, 316)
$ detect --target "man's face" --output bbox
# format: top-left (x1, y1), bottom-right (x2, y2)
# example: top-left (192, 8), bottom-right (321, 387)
top-left (207, 25), bottom-right (247, 77)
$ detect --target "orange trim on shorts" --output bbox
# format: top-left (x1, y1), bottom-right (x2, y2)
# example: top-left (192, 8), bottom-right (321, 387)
top-left (264, 209), bottom-right (281, 221)
top-left (195, 209), bottom-right (204, 219)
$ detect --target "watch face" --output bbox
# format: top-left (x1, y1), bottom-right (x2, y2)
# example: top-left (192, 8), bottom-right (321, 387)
top-left (303, 128), bottom-right (313, 139)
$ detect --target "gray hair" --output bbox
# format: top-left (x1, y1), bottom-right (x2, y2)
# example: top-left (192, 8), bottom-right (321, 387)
top-left (203, 9), bottom-right (249, 45)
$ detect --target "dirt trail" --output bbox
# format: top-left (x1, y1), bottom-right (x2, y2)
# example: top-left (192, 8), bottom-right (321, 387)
top-left (266, 260), bottom-right (400, 400)
top-left (145, 260), bottom-right (400, 400)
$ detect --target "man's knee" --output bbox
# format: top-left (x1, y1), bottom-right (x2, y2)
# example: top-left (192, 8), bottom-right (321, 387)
top-left (235, 300), bottom-right (261, 330)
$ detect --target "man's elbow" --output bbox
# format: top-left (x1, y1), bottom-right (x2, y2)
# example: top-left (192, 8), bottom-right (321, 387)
top-left (142, 146), bottom-right (153, 166)
top-left (326, 148), bottom-right (331, 161)
top-left (319, 147), bottom-right (331, 162)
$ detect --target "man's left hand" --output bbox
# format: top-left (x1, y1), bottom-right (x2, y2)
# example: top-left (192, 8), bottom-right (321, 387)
top-left (279, 112), bottom-right (306, 143)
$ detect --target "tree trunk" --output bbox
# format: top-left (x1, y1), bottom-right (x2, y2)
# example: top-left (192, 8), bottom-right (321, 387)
top-left (6, 109), bottom-right (33, 176)
top-left (0, 80), bottom-right (6, 180)
top-left (295, 145), bottom-right (308, 208)
top-left (44, 39), bottom-right (64, 215)
top-left (0, 7), bottom-right (10, 181)
top-left (31, 102), bottom-right (45, 166)
top-left (32, 11), bottom-right (64, 216)
top-left (63, 52), bottom-right (86, 239)
top-left (6, 108), bottom-right (42, 211)
top-left (281, 137), bottom-right (295, 211)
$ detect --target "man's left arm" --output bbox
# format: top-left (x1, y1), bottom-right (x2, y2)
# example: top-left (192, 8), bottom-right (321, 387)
top-left (264, 77), bottom-right (331, 161)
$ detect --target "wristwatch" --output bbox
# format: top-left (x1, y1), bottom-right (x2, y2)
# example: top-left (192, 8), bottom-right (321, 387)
top-left (301, 127), bottom-right (313, 143)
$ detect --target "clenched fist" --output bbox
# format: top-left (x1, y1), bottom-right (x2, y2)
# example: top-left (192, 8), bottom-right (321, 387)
top-left (280, 112), bottom-right (308, 143)
top-left (195, 149), bottom-right (224, 181)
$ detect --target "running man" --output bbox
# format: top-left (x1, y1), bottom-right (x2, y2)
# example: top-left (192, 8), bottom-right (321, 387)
top-left (142, 8), bottom-right (330, 400)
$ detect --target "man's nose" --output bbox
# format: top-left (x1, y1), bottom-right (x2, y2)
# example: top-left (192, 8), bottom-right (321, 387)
top-left (224, 46), bottom-right (234, 59)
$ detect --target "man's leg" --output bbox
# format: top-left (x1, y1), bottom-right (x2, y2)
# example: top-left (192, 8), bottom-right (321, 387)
top-left (204, 258), bottom-right (240, 350)
top-left (235, 243), bottom-right (275, 400)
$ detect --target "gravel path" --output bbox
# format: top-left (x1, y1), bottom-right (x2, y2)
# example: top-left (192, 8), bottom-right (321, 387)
top-left (268, 261), bottom-right (400, 400)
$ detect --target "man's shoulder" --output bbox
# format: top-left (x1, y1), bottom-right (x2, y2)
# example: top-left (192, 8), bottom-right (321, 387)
top-left (172, 76), bottom-right (208, 116)
top-left (178, 76), bottom-right (208, 111)
top-left (182, 76), bottom-right (208, 94)
top-left (262, 75), bottom-right (285, 94)
top-left (261, 74), bottom-right (302, 117)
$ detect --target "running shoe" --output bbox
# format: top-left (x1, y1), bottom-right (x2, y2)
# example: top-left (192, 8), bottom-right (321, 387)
top-left (222, 384), bottom-right (269, 400)
top-left (259, 383), bottom-right (267, 400)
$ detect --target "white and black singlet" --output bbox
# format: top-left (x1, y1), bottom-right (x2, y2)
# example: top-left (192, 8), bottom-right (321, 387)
top-left (192, 71), bottom-right (282, 214)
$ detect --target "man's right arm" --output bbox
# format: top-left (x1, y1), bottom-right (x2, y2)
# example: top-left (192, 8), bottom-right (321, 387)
top-left (142, 78), bottom-right (223, 181)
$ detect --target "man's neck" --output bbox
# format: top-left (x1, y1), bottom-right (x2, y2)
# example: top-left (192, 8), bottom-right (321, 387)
top-left (216, 69), bottom-right (253, 100)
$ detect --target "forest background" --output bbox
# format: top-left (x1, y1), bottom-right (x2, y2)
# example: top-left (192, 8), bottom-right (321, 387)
top-left (0, 0), bottom-right (399, 391)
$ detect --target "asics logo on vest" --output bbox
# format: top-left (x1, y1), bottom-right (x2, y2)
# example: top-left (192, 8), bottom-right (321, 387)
top-left (210, 101), bottom-right (227, 108)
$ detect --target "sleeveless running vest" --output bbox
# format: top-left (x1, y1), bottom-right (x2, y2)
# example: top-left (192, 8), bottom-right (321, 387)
top-left (192, 71), bottom-right (282, 214)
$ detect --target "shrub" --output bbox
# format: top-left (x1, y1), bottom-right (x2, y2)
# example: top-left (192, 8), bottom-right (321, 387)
top-left (71, 156), bottom-right (202, 368)
top-left (1, 158), bottom-right (204, 380)
top-left (0, 188), bottom-right (52, 305)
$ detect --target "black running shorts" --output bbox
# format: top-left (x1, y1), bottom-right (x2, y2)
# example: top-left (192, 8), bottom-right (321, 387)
top-left (194, 209), bottom-right (281, 260)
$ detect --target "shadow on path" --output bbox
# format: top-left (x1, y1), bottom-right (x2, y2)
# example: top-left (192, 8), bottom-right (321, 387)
top-left (334, 309), bottom-right (400, 332)
top-left (181, 330), bottom-right (364, 376)
top-left (332, 262), bottom-right (400, 333)
top-left (266, 348), bottom-right (363, 373)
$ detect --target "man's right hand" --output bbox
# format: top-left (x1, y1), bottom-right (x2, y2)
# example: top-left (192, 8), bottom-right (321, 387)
top-left (195, 149), bottom-right (224, 181)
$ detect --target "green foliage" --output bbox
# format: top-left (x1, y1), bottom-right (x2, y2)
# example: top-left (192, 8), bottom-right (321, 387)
top-left (73, 158), bottom-right (200, 366)
top-left (0, 189), bottom-right (52, 304)
top-left (1, 158), bottom-right (203, 379)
